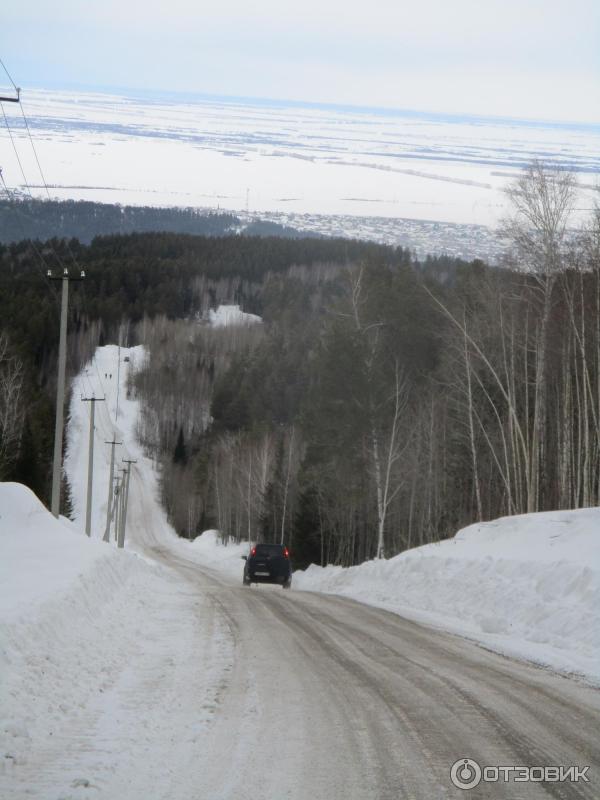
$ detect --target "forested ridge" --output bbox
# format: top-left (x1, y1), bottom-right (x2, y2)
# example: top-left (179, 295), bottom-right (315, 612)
top-left (1, 163), bottom-right (599, 568)
top-left (0, 197), bottom-right (317, 245)
top-left (0, 229), bottom-right (403, 504)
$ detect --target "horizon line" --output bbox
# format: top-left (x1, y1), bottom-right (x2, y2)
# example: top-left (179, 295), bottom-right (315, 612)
top-left (12, 80), bottom-right (600, 132)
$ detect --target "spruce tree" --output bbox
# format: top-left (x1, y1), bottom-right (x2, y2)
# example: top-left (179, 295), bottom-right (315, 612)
top-left (173, 426), bottom-right (188, 465)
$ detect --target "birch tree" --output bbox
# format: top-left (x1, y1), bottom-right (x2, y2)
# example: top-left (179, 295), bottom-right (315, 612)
top-left (504, 161), bottom-right (577, 509)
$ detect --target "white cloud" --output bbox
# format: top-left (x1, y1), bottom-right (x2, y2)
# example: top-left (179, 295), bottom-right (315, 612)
top-left (2, 0), bottom-right (599, 121)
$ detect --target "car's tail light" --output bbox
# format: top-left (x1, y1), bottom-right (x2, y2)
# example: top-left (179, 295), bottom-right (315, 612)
top-left (250, 546), bottom-right (256, 557)
top-left (283, 547), bottom-right (289, 558)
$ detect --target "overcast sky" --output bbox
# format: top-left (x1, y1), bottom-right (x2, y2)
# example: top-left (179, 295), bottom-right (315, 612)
top-left (2, 0), bottom-right (599, 122)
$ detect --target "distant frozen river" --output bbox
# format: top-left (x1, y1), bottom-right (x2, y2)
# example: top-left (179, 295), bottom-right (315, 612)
top-left (1, 88), bottom-right (598, 256)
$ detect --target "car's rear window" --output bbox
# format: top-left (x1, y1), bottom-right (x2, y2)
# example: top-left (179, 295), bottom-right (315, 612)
top-left (254, 544), bottom-right (284, 556)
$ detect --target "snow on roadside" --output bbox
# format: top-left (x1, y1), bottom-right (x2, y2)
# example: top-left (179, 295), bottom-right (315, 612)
top-left (0, 482), bottom-right (109, 619)
top-left (0, 482), bottom-right (161, 771)
top-left (63, 344), bottom-right (226, 566)
top-left (293, 509), bottom-right (600, 683)
top-left (0, 482), bottom-right (233, 797)
top-left (64, 344), bottom-right (148, 542)
top-left (189, 529), bottom-right (249, 578)
top-left (67, 345), bottom-right (599, 684)
top-left (1, 346), bottom-right (243, 797)
top-left (190, 508), bottom-right (600, 683)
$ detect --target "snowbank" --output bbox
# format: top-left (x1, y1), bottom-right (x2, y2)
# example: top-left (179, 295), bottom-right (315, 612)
top-left (1, 344), bottom-right (238, 795)
top-left (0, 482), bottom-right (110, 618)
top-left (292, 508), bottom-right (600, 682)
top-left (189, 508), bottom-right (599, 682)
top-left (189, 529), bottom-right (249, 579)
top-left (0, 482), bottom-right (203, 783)
top-left (208, 305), bottom-right (261, 328)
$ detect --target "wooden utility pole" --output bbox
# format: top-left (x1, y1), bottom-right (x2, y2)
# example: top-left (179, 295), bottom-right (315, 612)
top-left (116, 469), bottom-right (126, 546)
top-left (81, 395), bottom-right (105, 536)
top-left (103, 437), bottom-right (122, 542)
top-left (119, 459), bottom-right (137, 548)
top-left (2, 77), bottom-right (85, 518)
top-left (113, 474), bottom-right (123, 542)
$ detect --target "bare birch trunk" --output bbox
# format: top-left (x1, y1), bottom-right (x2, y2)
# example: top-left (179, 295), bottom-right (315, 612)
top-left (463, 319), bottom-right (483, 521)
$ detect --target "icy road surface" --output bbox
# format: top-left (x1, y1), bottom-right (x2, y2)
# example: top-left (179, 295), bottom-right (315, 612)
top-left (139, 545), bottom-right (600, 800)
top-left (133, 460), bottom-right (600, 799)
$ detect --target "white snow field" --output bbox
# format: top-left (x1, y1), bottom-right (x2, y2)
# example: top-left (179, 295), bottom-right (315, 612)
top-left (1, 88), bottom-right (598, 260)
top-left (1, 341), bottom-right (599, 797)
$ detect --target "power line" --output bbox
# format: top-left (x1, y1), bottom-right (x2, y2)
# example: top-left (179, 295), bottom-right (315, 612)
top-left (0, 59), bottom-right (83, 277)
top-left (0, 168), bottom-right (61, 302)
top-left (16, 92), bottom-right (87, 275)
top-left (1, 172), bottom-right (90, 422)
top-left (103, 437), bottom-right (122, 542)
top-left (0, 100), bottom-right (69, 272)
top-left (89, 334), bottom-right (110, 402)
top-left (1, 62), bottom-right (112, 527)
top-left (18, 102), bottom-right (50, 199)
top-left (0, 57), bottom-right (19, 93)
top-left (81, 394), bottom-right (105, 535)
top-left (0, 62), bottom-right (96, 389)
top-left (1, 103), bottom-right (32, 196)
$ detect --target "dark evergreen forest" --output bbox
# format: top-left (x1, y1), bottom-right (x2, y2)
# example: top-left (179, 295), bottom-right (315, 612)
top-left (0, 229), bottom-right (404, 506)
top-left (0, 197), bottom-right (315, 245)
top-left (2, 166), bottom-right (599, 569)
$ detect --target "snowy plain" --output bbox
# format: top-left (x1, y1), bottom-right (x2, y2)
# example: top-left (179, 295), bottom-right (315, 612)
top-left (1, 88), bottom-right (599, 259)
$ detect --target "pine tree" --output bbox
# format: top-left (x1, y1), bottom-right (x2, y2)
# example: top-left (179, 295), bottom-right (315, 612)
top-left (13, 416), bottom-right (45, 498)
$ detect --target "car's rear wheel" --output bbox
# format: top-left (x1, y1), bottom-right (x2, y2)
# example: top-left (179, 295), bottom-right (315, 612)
top-left (243, 575), bottom-right (251, 586)
top-left (282, 578), bottom-right (292, 590)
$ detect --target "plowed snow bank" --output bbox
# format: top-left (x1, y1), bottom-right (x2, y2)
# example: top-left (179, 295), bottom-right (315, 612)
top-left (293, 509), bottom-right (600, 682)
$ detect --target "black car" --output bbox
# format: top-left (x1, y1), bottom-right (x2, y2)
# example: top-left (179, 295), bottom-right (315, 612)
top-left (242, 543), bottom-right (292, 589)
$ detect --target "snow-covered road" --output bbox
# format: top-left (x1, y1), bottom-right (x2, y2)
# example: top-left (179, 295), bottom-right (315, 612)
top-left (2, 344), bottom-right (599, 798)
top-left (5, 521), bottom-right (598, 798)
top-left (147, 546), bottom-right (600, 800)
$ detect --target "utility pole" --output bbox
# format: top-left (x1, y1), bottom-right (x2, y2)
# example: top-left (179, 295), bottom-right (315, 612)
top-left (117, 468), bottom-right (126, 548)
top-left (113, 474), bottom-right (123, 543)
top-left (0, 87), bottom-right (20, 103)
top-left (81, 394), bottom-right (104, 536)
top-left (103, 437), bottom-right (122, 542)
top-left (49, 268), bottom-right (85, 518)
top-left (119, 459), bottom-right (137, 548)
top-left (116, 467), bottom-right (128, 548)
